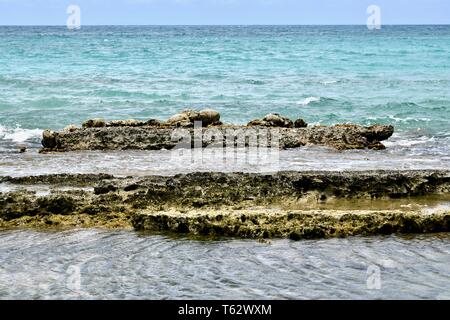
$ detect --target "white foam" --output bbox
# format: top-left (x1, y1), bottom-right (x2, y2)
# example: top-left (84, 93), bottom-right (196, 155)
top-left (384, 133), bottom-right (435, 147)
top-left (297, 96), bottom-right (320, 106)
top-left (387, 115), bottom-right (431, 123)
top-left (0, 125), bottom-right (42, 143)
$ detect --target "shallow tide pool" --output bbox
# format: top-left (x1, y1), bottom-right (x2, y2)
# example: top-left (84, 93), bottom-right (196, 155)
top-left (0, 229), bottom-right (448, 299)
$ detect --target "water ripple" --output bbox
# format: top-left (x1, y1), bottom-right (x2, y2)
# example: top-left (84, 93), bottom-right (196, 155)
top-left (0, 229), bottom-right (448, 299)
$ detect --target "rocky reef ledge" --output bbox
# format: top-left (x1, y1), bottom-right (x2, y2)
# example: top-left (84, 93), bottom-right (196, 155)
top-left (41, 109), bottom-right (394, 152)
top-left (134, 209), bottom-right (450, 240)
top-left (1, 170), bottom-right (449, 239)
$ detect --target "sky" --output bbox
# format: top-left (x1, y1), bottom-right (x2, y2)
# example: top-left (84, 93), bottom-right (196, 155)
top-left (0, 0), bottom-right (449, 25)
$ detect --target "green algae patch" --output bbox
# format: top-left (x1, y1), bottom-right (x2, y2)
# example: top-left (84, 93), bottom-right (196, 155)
top-left (0, 212), bottom-right (133, 230)
top-left (132, 208), bottom-right (450, 240)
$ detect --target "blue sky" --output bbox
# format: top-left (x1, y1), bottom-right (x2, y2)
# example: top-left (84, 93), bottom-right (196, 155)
top-left (0, 0), bottom-right (449, 25)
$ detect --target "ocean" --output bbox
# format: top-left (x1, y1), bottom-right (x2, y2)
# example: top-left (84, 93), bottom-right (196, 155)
top-left (0, 25), bottom-right (450, 174)
top-left (0, 25), bottom-right (449, 176)
top-left (0, 26), bottom-right (449, 300)
top-left (2, 25), bottom-right (450, 129)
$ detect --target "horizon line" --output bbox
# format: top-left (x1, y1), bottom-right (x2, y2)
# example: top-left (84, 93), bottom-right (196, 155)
top-left (1, 23), bottom-right (449, 27)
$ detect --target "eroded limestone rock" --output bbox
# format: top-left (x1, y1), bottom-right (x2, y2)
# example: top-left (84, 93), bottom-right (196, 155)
top-left (248, 113), bottom-right (294, 128)
top-left (42, 130), bottom-right (57, 149)
top-left (166, 112), bottom-right (192, 127)
top-left (132, 209), bottom-right (450, 239)
top-left (40, 123), bottom-right (394, 152)
top-left (40, 110), bottom-right (394, 152)
top-left (82, 118), bottom-right (106, 128)
top-left (1, 170), bottom-right (449, 238)
top-left (63, 124), bottom-right (79, 132)
top-left (294, 118), bottom-right (308, 128)
top-left (199, 108), bottom-right (220, 126)
top-left (165, 109), bottom-right (221, 127)
top-left (106, 119), bottom-right (147, 127)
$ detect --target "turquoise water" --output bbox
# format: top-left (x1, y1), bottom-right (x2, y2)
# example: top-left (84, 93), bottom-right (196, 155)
top-left (1, 25), bottom-right (449, 129)
top-left (0, 25), bottom-right (449, 173)
top-left (1, 27), bottom-right (450, 299)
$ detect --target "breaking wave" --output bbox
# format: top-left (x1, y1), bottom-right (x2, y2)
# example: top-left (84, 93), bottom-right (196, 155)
top-left (297, 96), bottom-right (321, 106)
top-left (0, 125), bottom-right (42, 143)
